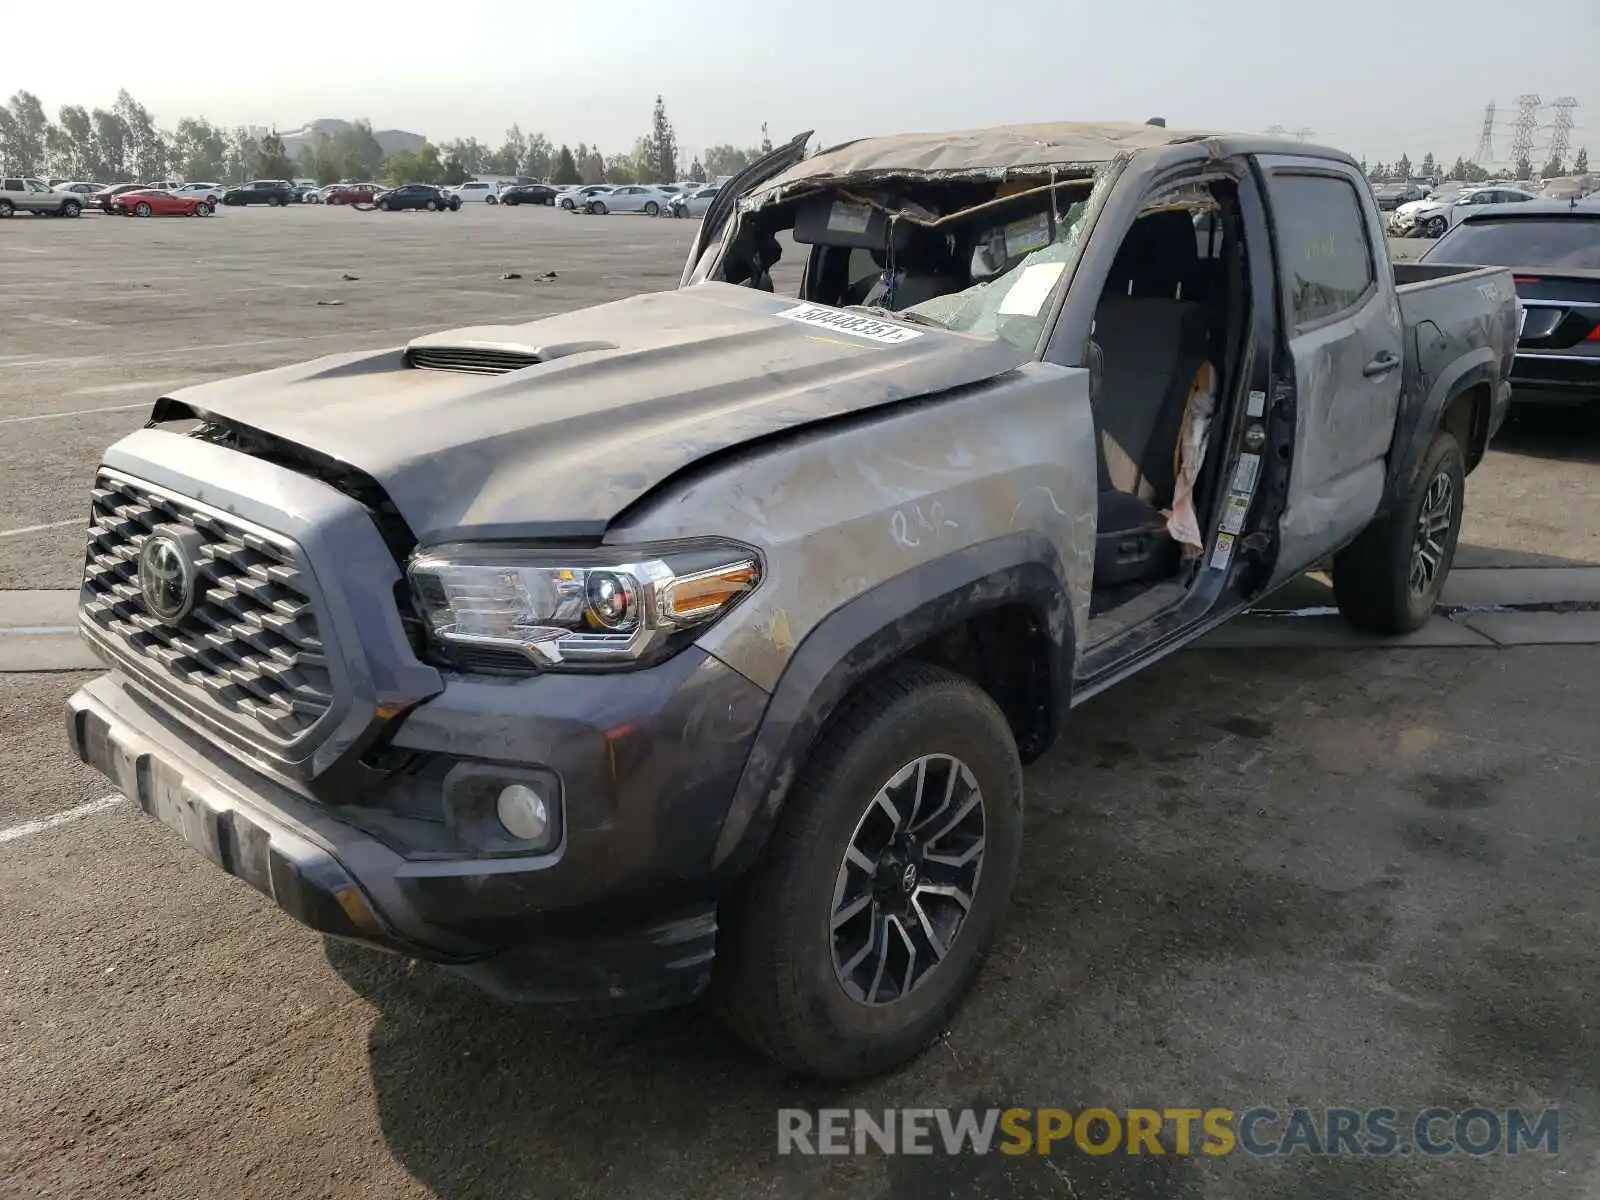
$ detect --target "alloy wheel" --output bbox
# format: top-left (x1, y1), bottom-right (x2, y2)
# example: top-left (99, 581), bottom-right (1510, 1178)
top-left (1408, 470), bottom-right (1454, 598)
top-left (829, 754), bottom-right (986, 1006)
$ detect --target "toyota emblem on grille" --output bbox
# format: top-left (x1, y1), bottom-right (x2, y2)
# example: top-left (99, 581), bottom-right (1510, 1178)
top-left (138, 531), bottom-right (197, 623)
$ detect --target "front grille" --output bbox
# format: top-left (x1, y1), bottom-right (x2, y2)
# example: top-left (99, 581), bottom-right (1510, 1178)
top-left (81, 470), bottom-right (335, 746)
top-left (405, 346), bottom-right (540, 375)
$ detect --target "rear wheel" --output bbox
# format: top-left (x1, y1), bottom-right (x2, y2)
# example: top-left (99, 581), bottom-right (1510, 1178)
top-left (0, 200), bottom-right (13, 218)
top-left (1334, 429), bottom-right (1465, 635)
top-left (425, 199), bottom-right (438, 211)
top-left (266, 196), bottom-right (280, 207)
top-left (710, 661), bottom-right (1024, 1080)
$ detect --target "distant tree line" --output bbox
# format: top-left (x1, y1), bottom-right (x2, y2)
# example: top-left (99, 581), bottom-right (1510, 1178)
top-left (0, 89), bottom-right (781, 188)
top-left (1363, 148), bottom-right (1590, 186)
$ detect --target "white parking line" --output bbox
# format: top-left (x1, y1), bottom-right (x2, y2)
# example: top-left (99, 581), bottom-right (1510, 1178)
top-left (0, 794), bottom-right (124, 845)
top-left (0, 402), bottom-right (146, 426)
top-left (0, 518), bottom-right (81, 540)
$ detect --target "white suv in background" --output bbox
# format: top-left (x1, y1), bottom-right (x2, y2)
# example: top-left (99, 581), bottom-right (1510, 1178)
top-left (448, 181), bottom-right (501, 205)
top-left (175, 182), bottom-right (226, 204)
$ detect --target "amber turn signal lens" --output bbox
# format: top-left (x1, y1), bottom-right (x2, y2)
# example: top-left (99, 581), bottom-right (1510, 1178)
top-left (662, 562), bottom-right (759, 624)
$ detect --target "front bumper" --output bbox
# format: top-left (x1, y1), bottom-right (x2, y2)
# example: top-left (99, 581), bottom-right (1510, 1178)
top-left (67, 641), bottom-right (770, 1011)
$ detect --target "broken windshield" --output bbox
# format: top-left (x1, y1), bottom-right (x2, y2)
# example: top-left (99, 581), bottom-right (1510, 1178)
top-left (903, 200), bottom-right (1091, 351)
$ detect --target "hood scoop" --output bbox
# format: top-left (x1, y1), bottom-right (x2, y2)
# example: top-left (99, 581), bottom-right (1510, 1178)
top-left (403, 335), bottom-right (619, 376)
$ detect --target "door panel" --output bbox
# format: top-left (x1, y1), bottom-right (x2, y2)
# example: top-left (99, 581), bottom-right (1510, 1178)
top-left (1258, 157), bottom-right (1404, 579)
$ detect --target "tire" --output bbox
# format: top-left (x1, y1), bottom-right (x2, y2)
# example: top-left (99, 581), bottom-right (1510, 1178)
top-left (560, 197), bottom-right (574, 210)
top-left (197, 202), bottom-right (213, 217)
top-left (592, 200), bottom-right (608, 215)
top-left (710, 661), bottom-right (1024, 1080)
top-left (485, 194), bottom-right (497, 205)
top-left (61, 200), bottom-right (81, 218)
top-left (1424, 216), bottom-right (1448, 239)
top-left (135, 201), bottom-right (151, 217)
top-left (644, 201), bottom-right (659, 216)
top-left (266, 196), bottom-right (280, 207)
top-left (378, 200), bottom-right (391, 212)
top-left (425, 199), bottom-right (438, 211)
top-left (0, 200), bottom-right (13, 218)
top-left (1333, 429), bottom-right (1466, 635)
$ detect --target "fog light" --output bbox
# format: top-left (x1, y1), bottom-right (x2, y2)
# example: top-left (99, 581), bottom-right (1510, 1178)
top-left (496, 784), bottom-right (550, 842)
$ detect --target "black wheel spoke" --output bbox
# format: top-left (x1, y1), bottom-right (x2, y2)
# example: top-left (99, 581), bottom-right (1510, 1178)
top-left (831, 752), bottom-right (986, 1007)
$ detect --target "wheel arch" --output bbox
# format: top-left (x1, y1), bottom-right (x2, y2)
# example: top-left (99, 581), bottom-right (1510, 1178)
top-left (1387, 353), bottom-right (1499, 508)
top-left (710, 533), bottom-right (1073, 879)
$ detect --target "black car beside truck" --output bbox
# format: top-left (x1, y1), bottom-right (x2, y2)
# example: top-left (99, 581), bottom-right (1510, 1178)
top-left (374, 184), bottom-right (460, 212)
top-left (1421, 198), bottom-right (1600, 409)
top-left (220, 179), bottom-right (296, 207)
top-left (66, 120), bottom-right (1520, 1081)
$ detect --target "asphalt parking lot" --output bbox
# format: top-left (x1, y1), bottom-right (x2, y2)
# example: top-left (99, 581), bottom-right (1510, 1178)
top-left (1, 206), bottom-right (1598, 1200)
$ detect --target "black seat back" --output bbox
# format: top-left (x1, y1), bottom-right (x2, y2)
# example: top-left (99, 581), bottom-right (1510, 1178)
top-left (1091, 211), bottom-right (1211, 504)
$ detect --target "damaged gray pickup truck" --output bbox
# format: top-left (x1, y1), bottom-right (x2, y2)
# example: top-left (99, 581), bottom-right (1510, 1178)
top-left (68, 122), bottom-right (1521, 1080)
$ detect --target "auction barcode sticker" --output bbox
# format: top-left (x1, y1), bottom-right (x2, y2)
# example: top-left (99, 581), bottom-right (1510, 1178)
top-left (777, 304), bottom-right (925, 344)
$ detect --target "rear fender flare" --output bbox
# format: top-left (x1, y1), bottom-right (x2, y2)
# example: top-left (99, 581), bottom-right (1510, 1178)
top-left (1387, 346), bottom-right (1498, 505)
top-left (709, 532), bottom-right (1072, 879)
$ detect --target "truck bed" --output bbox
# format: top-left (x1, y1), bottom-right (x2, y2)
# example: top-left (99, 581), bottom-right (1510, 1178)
top-left (1392, 260), bottom-right (1507, 291)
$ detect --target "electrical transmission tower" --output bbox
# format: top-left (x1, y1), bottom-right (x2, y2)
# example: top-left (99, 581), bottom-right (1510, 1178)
top-left (1548, 97), bottom-right (1579, 167)
top-left (1510, 94), bottom-right (1542, 165)
top-left (1475, 102), bottom-right (1496, 163)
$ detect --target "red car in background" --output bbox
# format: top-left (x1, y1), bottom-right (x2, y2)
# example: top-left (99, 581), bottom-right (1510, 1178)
top-left (324, 183), bottom-right (381, 206)
top-left (111, 188), bottom-right (213, 217)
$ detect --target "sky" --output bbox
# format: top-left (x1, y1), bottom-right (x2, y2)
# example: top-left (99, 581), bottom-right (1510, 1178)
top-left (3, 0), bottom-right (1595, 168)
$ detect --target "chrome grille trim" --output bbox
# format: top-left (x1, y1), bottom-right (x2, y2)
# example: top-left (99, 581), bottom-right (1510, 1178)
top-left (80, 469), bottom-right (337, 748)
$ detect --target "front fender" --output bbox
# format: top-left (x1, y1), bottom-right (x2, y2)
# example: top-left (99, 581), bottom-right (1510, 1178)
top-left (709, 532), bottom-right (1072, 878)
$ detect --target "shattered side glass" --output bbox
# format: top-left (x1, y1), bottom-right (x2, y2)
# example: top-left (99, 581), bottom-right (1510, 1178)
top-left (906, 201), bottom-right (1091, 351)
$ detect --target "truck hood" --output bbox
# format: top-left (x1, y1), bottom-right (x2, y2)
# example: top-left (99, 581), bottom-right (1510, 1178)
top-left (158, 283), bottom-right (1029, 543)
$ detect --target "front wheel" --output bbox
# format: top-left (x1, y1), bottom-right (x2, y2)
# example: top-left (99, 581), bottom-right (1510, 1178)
top-left (425, 199), bottom-right (438, 211)
top-left (135, 202), bottom-right (152, 217)
top-left (1334, 429), bottom-right (1466, 635)
top-left (710, 661), bottom-right (1024, 1080)
top-left (197, 202), bottom-right (213, 217)
top-left (591, 200), bottom-right (608, 215)
top-left (485, 194), bottom-right (496, 205)
top-left (1424, 216), bottom-right (1448, 238)
top-left (61, 200), bottom-right (81, 218)
top-left (266, 196), bottom-right (280, 207)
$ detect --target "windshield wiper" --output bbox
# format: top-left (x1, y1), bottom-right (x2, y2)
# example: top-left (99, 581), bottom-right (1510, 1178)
top-left (843, 304), bottom-right (946, 329)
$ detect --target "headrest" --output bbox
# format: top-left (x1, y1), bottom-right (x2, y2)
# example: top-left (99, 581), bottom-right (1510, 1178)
top-left (1106, 210), bottom-right (1201, 298)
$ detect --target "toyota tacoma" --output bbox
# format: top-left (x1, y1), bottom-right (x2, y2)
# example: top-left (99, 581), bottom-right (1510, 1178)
top-left (68, 121), bottom-right (1521, 1080)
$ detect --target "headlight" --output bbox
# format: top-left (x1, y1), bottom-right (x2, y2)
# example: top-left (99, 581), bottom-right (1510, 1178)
top-left (407, 540), bottom-right (761, 671)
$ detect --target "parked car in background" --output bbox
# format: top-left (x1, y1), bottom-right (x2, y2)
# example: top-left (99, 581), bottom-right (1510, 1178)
top-left (0, 176), bottom-right (85, 217)
top-left (295, 183), bottom-right (323, 204)
top-left (111, 189), bottom-right (213, 218)
top-left (92, 183), bottom-right (146, 212)
top-left (1372, 180), bottom-right (1425, 211)
top-left (499, 183), bottom-right (559, 206)
top-left (448, 181), bottom-right (501, 205)
top-left (1421, 199), bottom-right (1600, 408)
top-left (559, 184), bottom-right (612, 211)
top-left (374, 183), bottom-right (459, 212)
top-left (144, 179), bottom-right (184, 193)
top-left (324, 183), bottom-right (381, 206)
top-left (585, 184), bottom-right (669, 215)
top-left (1393, 186), bottom-right (1539, 238)
top-left (53, 181), bottom-right (101, 199)
top-left (174, 182), bottom-right (226, 205)
top-left (667, 184), bottom-right (721, 218)
top-left (220, 179), bottom-right (296, 207)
